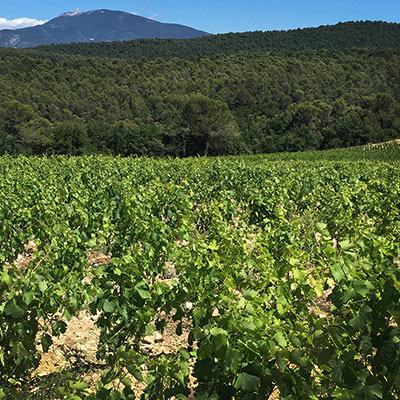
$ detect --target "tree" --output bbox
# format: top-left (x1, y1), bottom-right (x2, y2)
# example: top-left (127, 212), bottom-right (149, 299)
top-left (18, 118), bottom-right (53, 154)
top-left (51, 122), bottom-right (92, 155)
top-left (183, 95), bottom-right (240, 156)
top-left (0, 100), bottom-right (35, 135)
top-left (108, 120), bottom-right (164, 156)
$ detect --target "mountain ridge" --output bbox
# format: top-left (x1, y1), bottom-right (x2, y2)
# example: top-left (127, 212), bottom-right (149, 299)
top-left (33, 20), bottom-right (400, 61)
top-left (0, 9), bottom-right (210, 48)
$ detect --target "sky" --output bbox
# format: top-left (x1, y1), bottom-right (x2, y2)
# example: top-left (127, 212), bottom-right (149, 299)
top-left (0, 0), bottom-right (399, 33)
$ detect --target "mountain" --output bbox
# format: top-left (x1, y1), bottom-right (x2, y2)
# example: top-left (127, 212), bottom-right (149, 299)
top-left (0, 9), bottom-right (210, 48)
top-left (35, 21), bottom-right (400, 61)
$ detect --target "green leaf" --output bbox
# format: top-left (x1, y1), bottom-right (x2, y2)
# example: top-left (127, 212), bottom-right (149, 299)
top-left (317, 348), bottom-right (336, 366)
top-left (315, 222), bottom-right (330, 237)
top-left (366, 383), bottom-right (383, 398)
top-left (23, 291), bottom-right (34, 305)
top-left (234, 372), bottom-right (260, 392)
top-left (1, 269), bottom-right (12, 286)
top-left (172, 372), bottom-right (185, 386)
top-left (126, 364), bottom-right (143, 382)
top-left (52, 319), bottom-right (68, 335)
top-left (87, 237), bottom-right (97, 247)
top-left (243, 290), bottom-right (258, 300)
top-left (137, 288), bottom-right (151, 299)
top-left (208, 241), bottom-right (219, 251)
top-left (120, 376), bottom-right (132, 388)
top-left (340, 240), bottom-right (355, 251)
top-left (195, 393), bottom-right (219, 400)
top-left (290, 349), bottom-right (309, 367)
top-left (353, 280), bottom-right (369, 297)
top-left (210, 327), bottom-right (227, 336)
top-left (194, 358), bottom-right (216, 380)
top-left (101, 368), bottom-right (118, 385)
top-left (65, 204), bottom-right (73, 216)
top-left (239, 319), bottom-right (256, 331)
top-left (213, 334), bottom-right (228, 357)
top-left (176, 322), bottom-right (183, 336)
top-left (225, 348), bottom-right (242, 371)
top-left (63, 309), bottom-right (73, 321)
top-left (349, 314), bottom-right (365, 330)
top-left (70, 381), bottom-right (89, 391)
top-left (103, 299), bottom-right (116, 313)
top-left (330, 263), bottom-right (345, 282)
top-left (0, 349), bottom-right (4, 367)
top-left (179, 348), bottom-right (190, 360)
top-left (39, 280), bottom-right (48, 292)
top-left (289, 257), bottom-right (298, 266)
top-left (274, 331), bottom-right (287, 347)
top-left (4, 301), bottom-right (24, 319)
top-left (288, 334), bottom-right (301, 348)
top-left (41, 333), bottom-right (53, 352)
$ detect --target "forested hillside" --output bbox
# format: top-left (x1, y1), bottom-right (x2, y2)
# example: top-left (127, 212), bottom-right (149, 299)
top-left (1, 22), bottom-right (400, 156)
top-left (35, 21), bottom-right (400, 60)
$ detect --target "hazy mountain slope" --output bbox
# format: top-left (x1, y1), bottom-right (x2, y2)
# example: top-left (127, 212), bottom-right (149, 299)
top-left (0, 9), bottom-right (209, 48)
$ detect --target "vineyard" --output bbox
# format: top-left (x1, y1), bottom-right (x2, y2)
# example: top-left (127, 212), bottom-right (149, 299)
top-left (1, 144), bottom-right (400, 399)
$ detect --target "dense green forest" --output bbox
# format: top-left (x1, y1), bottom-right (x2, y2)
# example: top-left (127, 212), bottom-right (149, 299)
top-left (1, 21), bottom-right (400, 156)
top-left (36, 21), bottom-right (400, 61)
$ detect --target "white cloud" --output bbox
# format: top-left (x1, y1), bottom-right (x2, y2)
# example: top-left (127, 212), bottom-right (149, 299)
top-left (0, 17), bottom-right (47, 30)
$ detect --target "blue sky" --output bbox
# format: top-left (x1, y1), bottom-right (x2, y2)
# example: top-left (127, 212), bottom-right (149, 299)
top-left (0, 0), bottom-right (399, 33)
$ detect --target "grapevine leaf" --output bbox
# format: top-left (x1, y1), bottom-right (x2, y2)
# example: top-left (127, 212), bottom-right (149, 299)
top-left (349, 314), bottom-right (365, 330)
top-left (4, 301), bottom-right (24, 319)
top-left (274, 331), bottom-right (287, 347)
top-left (23, 291), bottom-right (34, 305)
top-left (366, 383), bottom-right (383, 398)
top-left (213, 334), bottom-right (228, 357)
top-left (103, 300), bottom-right (116, 313)
top-left (172, 372), bottom-right (185, 386)
top-left (126, 364), bottom-right (143, 382)
top-left (243, 290), bottom-right (258, 300)
top-left (39, 280), bottom-right (48, 292)
top-left (340, 240), bottom-right (355, 251)
top-left (1, 269), bottom-right (12, 286)
top-left (330, 263), bottom-right (345, 282)
top-left (225, 348), bottom-right (242, 371)
top-left (209, 241), bottom-right (219, 251)
top-left (137, 288), bottom-right (151, 299)
top-left (120, 376), bottom-right (132, 388)
top-left (41, 333), bottom-right (53, 353)
top-left (315, 222), bottom-right (330, 237)
top-left (194, 358), bottom-right (215, 380)
top-left (234, 372), bottom-right (260, 392)
top-left (71, 381), bottom-right (89, 391)
top-left (210, 327), bottom-right (227, 336)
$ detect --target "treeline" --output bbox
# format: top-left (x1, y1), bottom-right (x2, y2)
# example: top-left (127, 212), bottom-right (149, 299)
top-left (34, 21), bottom-right (400, 61)
top-left (0, 48), bottom-right (400, 156)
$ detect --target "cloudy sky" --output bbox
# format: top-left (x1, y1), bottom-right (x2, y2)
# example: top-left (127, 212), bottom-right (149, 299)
top-left (1, 0), bottom-right (399, 33)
